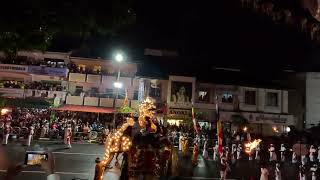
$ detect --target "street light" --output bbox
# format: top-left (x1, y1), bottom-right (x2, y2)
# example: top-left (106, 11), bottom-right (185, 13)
top-left (113, 82), bottom-right (123, 89)
top-left (112, 51), bottom-right (125, 129)
top-left (115, 53), bottom-right (124, 62)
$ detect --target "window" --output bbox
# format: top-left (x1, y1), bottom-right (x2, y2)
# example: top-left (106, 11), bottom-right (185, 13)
top-left (198, 90), bottom-right (210, 102)
top-left (75, 86), bottom-right (83, 96)
top-left (118, 89), bottom-right (126, 99)
top-left (93, 66), bottom-right (101, 74)
top-left (222, 93), bottom-right (233, 103)
top-left (105, 88), bottom-right (114, 98)
top-left (266, 92), bottom-right (278, 107)
top-left (149, 84), bottom-right (161, 99)
top-left (245, 90), bottom-right (256, 105)
top-left (90, 87), bottom-right (99, 97)
top-left (77, 64), bottom-right (86, 73)
top-left (133, 90), bottom-right (139, 100)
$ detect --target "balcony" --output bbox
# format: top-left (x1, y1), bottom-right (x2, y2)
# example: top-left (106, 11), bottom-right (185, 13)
top-left (0, 88), bottom-right (67, 101)
top-left (84, 97), bottom-right (99, 106)
top-left (69, 73), bottom-right (86, 82)
top-left (86, 74), bottom-right (101, 84)
top-left (100, 98), bottom-right (114, 107)
top-left (66, 96), bottom-right (84, 105)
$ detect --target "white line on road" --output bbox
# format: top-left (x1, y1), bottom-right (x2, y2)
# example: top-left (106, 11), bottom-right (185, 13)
top-left (181, 177), bottom-right (237, 180)
top-left (0, 169), bottom-right (90, 175)
top-left (52, 152), bottom-right (102, 156)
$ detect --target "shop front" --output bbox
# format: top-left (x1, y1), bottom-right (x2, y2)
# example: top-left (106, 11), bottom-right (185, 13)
top-left (166, 108), bottom-right (192, 126)
top-left (220, 111), bottom-right (295, 136)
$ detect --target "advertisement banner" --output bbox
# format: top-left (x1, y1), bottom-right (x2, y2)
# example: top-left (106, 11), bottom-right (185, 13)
top-left (0, 64), bottom-right (28, 73)
top-left (28, 66), bottom-right (68, 77)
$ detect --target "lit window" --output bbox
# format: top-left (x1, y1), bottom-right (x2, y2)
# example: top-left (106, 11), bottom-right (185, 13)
top-left (78, 65), bottom-right (86, 72)
top-left (222, 93), bottom-right (233, 103)
top-left (198, 90), bottom-right (209, 102)
top-left (93, 66), bottom-right (101, 74)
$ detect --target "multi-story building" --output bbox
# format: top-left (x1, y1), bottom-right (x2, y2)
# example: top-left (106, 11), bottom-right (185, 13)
top-left (138, 75), bottom-right (294, 136)
top-left (0, 51), bottom-right (296, 136)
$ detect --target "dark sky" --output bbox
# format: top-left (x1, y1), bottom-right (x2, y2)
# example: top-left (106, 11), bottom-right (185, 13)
top-left (50, 0), bottom-right (320, 84)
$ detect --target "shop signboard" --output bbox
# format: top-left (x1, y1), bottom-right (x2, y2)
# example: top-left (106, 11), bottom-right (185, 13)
top-left (167, 108), bottom-right (192, 119)
top-left (0, 64), bottom-right (28, 73)
top-left (28, 66), bottom-right (68, 77)
top-left (220, 111), bottom-right (294, 125)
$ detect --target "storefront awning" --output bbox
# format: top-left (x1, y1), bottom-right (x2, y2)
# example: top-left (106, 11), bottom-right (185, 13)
top-left (54, 105), bottom-right (114, 113)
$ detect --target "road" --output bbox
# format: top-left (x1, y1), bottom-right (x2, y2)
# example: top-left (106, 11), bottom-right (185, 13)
top-left (0, 142), bottom-right (306, 180)
top-left (174, 148), bottom-right (301, 180)
top-left (0, 141), bottom-right (105, 180)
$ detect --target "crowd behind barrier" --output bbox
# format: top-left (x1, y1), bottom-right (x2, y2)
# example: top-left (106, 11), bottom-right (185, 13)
top-left (0, 108), bottom-right (113, 144)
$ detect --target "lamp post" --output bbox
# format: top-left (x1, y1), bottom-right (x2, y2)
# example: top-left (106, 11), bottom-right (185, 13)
top-left (112, 52), bottom-right (124, 129)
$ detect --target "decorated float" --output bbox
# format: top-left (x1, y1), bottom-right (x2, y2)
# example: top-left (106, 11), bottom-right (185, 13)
top-left (94, 97), bottom-right (173, 180)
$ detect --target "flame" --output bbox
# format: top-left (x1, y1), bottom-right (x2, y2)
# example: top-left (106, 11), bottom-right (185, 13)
top-left (245, 139), bottom-right (262, 154)
top-left (1, 109), bottom-right (9, 115)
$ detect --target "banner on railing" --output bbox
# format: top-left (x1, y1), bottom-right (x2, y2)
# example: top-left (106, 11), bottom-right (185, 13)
top-left (28, 66), bottom-right (68, 77)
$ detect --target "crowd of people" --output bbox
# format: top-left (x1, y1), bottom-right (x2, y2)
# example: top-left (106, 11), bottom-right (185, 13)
top-left (1, 81), bottom-right (66, 91)
top-left (170, 128), bottom-right (320, 180)
top-left (0, 108), bottom-right (113, 148)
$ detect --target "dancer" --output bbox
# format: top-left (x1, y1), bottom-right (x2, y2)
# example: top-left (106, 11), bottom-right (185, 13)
top-left (269, 144), bottom-right (277, 162)
top-left (279, 144), bottom-right (286, 162)
top-left (311, 164), bottom-right (318, 180)
top-left (255, 144), bottom-right (261, 160)
top-left (66, 124), bottom-right (72, 148)
top-left (213, 141), bottom-right (218, 161)
top-left (220, 153), bottom-right (229, 180)
top-left (178, 133), bottom-right (183, 151)
top-left (2, 123), bottom-right (11, 145)
top-left (275, 163), bottom-right (281, 180)
top-left (25, 125), bottom-right (34, 146)
top-left (310, 145), bottom-right (317, 162)
top-left (192, 140), bottom-right (199, 166)
top-left (231, 144), bottom-right (237, 164)
top-left (301, 154), bottom-right (307, 165)
top-left (260, 163), bottom-right (269, 180)
top-left (236, 143), bottom-right (242, 160)
top-left (299, 164), bottom-right (306, 180)
top-left (202, 135), bottom-right (208, 159)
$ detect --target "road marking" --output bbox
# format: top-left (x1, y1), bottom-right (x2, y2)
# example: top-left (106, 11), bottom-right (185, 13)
top-left (52, 152), bottom-right (102, 156)
top-left (180, 177), bottom-right (237, 180)
top-left (0, 169), bottom-right (89, 175)
top-left (56, 171), bottom-right (89, 175)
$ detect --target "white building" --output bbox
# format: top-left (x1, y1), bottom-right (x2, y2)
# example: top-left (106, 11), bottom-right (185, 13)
top-left (0, 51), bottom-right (297, 135)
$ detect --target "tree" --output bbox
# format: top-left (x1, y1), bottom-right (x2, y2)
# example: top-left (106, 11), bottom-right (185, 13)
top-left (0, 0), bottom-right (135, 55)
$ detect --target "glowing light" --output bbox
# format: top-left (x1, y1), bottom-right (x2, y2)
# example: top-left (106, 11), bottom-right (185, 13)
top-left (113, 82), bottom-right (123, 89)
top-left (115, 53), bottom-right (124, 62)
top-left (272, 126), bottom-right (279, 133)
top-left (285, 127), bottom-right (291, 132)
top-left (1, 108), bottom-right (9, 115)
top-left (243, 126), bottom-right (247, 132)
top-left (245, 139), bottom-right (262, 154)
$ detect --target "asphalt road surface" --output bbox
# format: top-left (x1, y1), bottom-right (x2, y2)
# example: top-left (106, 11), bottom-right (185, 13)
top-left (0, 142), bottom-right (306, 180)
top-left (0, 141), bottom-right (105, 180)
top-left (174, 148), bottom-right (301, 180)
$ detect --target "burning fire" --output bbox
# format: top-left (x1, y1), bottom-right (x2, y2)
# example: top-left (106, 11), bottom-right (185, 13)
top-left (245, 139), bottom-right (262, 154)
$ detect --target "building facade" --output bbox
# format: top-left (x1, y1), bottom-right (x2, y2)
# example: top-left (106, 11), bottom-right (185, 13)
top-left (0, 51), bottom-right (296, 136)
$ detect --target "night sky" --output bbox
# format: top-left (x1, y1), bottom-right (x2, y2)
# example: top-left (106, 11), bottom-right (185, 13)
top-left (49, 0), bottom-right (320, 84)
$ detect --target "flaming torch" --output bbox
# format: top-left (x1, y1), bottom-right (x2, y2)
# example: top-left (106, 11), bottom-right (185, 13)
top-left (245, 139), bottom-right (262, 154)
